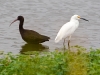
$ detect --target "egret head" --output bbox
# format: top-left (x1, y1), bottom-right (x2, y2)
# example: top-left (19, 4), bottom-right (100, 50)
top-left (71, 15), bottom-right (89, 21)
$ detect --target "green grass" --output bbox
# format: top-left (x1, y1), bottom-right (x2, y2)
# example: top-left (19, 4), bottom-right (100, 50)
top-left (88, 49), bottom-right (100, 75)
top-left (0, 46), bottom-right (100, 75)
top-left (0, 51), bottom-right (67, 75)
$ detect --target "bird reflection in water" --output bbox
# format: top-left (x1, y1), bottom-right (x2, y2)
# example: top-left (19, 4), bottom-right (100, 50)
top-left (20, 43), bottom-right (49, 54)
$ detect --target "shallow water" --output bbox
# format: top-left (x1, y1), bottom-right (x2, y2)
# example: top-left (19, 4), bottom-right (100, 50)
top-left (0, 0), bottom-right (100, 54)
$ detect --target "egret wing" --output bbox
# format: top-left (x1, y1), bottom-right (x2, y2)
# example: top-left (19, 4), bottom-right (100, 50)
top-left (55, 22), bottom-right (74, 43)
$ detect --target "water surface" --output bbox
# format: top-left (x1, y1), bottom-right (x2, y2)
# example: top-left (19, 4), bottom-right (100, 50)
top-left (0, 0), bottom-right (100, 54)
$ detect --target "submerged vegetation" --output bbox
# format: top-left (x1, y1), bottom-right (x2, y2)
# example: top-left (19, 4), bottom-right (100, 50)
top-left (0, 46), bottom-right (100, 75)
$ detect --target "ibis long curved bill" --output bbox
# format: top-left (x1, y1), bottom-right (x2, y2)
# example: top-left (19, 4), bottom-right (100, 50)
top-left (9, 19), bottom-right (18, 26)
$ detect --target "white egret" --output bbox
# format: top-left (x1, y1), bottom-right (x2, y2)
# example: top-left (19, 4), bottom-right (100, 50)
top-left (55, 15), bottom-right (88, 50)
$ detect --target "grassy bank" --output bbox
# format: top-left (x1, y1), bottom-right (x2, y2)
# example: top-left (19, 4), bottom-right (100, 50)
top-left (0, 46), bottom-right (100, 75)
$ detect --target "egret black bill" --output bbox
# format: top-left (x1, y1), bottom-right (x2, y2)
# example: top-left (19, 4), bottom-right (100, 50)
top-left (80, 18), bottom-right (89, 21)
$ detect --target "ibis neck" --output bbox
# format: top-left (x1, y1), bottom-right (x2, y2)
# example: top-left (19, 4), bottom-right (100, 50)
top-left (19, 20), bottom-right (24, 31)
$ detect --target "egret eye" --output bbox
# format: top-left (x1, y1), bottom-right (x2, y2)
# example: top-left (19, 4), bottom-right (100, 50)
top-left (77, 16), bottom-right (80, 18)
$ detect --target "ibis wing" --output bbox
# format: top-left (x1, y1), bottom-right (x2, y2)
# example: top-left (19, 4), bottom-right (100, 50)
top-left (21, 29), bottom-right (50, 43)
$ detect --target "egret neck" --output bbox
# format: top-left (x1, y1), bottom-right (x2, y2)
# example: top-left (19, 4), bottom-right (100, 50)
top-left (70, 18), bottom-right (79, 29)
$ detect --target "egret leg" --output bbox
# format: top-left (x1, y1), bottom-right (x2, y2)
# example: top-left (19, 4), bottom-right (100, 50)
top-left (68, 40), bottom-right (70, 50)
top-left (63, 39), bottom-right (66, 50)
top-left (68, 36), bottom-right (71, 50)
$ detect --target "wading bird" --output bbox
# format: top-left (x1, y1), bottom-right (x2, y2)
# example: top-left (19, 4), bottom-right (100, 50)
top-left (55, 15), bottom-right (88, 50)
top-left (10, 16), bottom-right (50, 44)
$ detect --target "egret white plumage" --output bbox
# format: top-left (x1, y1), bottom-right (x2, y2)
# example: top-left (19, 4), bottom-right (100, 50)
top-left (55, 15), bottom-right (88, 50)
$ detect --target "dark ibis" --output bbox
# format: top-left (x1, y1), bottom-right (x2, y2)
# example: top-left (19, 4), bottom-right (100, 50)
top-left (10, 16), bottom-right (50, 44)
